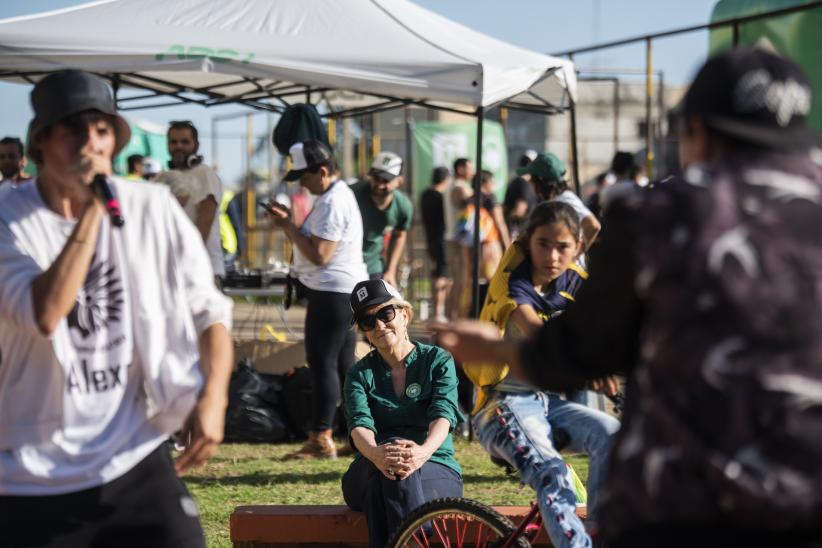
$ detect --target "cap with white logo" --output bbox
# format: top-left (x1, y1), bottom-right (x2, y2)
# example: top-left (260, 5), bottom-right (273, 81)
top-left (683, 46), bottom-right (820, 150)
top-left (369, 151), bottom-right (403, 182)
top-left (349, 279), bottom-right (410, 324)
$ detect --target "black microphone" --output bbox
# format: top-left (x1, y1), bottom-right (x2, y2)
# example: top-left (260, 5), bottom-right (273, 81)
top-left (92, 174), bottom-right (124, 228)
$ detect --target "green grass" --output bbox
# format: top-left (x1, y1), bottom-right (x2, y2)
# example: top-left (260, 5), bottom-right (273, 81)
top-left (183, 439), bottom-right (589, 547)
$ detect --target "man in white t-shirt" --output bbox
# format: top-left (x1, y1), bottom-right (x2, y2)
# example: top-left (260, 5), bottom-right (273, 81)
top-left (165, 120), bottom-right (225, 279)
top-left (0, 70), bottom-right (233, 547)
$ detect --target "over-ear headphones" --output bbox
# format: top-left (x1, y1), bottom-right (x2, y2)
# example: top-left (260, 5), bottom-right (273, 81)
top-left (169, 154), bottom-right (203, 170)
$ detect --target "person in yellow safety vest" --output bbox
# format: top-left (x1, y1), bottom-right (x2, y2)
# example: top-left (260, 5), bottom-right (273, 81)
top-left (220, 190), bottom-right (238, 271)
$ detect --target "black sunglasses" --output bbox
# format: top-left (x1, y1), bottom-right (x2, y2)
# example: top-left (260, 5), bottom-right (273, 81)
top-left (357, 304), bottom-right (397, 331)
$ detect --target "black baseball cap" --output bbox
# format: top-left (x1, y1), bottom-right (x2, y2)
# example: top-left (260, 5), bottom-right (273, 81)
top-left (27, 70), bottom-right (131, 161)
top-left (284, 140), bottom-right (333, 181)
top-left (349, 279), bottom-right (410, 324)
top-left (683, 47), bottom-right (820, 150)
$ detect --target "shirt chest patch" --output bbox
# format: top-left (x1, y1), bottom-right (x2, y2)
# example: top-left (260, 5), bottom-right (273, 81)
top-left (405, 383), bottom-right (422, 398)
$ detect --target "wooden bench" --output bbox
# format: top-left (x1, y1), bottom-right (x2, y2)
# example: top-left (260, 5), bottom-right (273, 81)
top-left (231, 504), bottom-right (587, 547)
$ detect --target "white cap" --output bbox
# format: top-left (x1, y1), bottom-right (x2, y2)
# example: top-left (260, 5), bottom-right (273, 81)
top-left (289, 142), bottom-right (308, 170)
top-left (143, 157), bottom-right (161, 175)
top-left (369, 151), bottom-right (403, 181)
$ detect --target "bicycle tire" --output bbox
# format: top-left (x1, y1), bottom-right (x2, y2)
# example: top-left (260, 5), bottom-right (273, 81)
top-left (387, 497), bottom-right (530, 548)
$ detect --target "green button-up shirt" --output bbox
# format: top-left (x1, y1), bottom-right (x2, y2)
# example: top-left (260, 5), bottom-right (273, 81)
top-left (343, 341), bottom-right (463, 475)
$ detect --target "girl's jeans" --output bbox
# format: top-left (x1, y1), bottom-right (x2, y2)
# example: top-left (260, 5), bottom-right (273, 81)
top-left (473, 391), bottom-right (619, 548)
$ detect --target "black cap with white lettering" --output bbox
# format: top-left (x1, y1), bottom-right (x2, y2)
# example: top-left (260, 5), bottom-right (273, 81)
top-left (683, 47), bottom-right (820, 150)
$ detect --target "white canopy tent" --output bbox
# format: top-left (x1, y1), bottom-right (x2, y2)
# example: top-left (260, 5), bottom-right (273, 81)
top-left (0, 0), bottom-right (577, 116)
top-left (0, 0), bottom-right (580, 314)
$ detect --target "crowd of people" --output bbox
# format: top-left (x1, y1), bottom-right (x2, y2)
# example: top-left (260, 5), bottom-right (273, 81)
top-left (1, 44), bottom-right (821, 548)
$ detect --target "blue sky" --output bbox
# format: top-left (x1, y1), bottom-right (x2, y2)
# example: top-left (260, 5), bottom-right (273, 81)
top-left (0, 0), bottom-right (717, 185)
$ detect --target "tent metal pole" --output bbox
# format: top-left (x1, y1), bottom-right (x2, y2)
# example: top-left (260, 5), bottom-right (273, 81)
top-left (645, 37), bottom-right (654, 180)
top-left (112, 74), bottom-right (120, 105)
top-left (568, 55), bottom-right (581, 196)
top-left (614, 79), bottom-right (620, 151)
top-left (404, 106), bottom-right (416, 304)
top-left (569, 102), bottom-right (581, 195)
top-left (404, 108), bottom-right (414, 206)
top-left (658, 71), bottom-right (666, 178)
top-left (471, 107), bottom-right (484, 318)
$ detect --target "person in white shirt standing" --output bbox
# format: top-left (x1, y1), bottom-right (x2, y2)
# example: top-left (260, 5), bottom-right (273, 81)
top-left (0, 70), bottom-right (233, 548)
top-left (165, 120), bottom-right (225, 282)
top-left (263, 140), bottom-right (368, 460)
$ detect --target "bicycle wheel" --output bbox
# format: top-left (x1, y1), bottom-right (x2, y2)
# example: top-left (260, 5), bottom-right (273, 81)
top-left (387, 497), bottom-right (527, 548)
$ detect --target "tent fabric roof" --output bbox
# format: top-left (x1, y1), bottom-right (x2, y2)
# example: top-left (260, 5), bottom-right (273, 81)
top-left (0, 0), bottom-right (577, 115)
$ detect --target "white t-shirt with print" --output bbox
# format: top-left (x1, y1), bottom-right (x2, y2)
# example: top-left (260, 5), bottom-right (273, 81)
top-left (293, 180), bottom-right (368, 294)
top-left (164, 164), bottom-right (225, 277)
top-left (0, 181), bottom-right (165, 495)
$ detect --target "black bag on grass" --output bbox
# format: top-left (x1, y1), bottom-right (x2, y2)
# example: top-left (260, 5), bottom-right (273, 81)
top-left (281, 366), bottom-right (313, 438)
top-left (224, 359), bottom-right (288, 443)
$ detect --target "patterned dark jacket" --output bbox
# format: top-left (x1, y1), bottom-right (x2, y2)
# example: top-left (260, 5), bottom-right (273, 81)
top-left (521, 149), bottom-right (822, 538)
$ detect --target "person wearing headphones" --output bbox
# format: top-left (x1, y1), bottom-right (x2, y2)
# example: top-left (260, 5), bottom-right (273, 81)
top-left (163, 120), bottom-right (225, 280)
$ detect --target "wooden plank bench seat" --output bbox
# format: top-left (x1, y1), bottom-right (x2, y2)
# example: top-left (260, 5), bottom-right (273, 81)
top-left (231, 504), bottom-right (587, 547)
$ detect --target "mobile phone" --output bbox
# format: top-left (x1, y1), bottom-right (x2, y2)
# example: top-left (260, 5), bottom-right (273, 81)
top-left (258, 200), bottom-right (285, 216)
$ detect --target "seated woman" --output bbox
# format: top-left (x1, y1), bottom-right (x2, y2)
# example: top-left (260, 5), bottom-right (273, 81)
top-left (342, 279), bottom-right (463, 547)
top-left (466, 201), bottom-right (620, 548)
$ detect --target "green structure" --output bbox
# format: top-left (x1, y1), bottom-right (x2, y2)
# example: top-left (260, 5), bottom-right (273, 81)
top-left (411, 121), bottom-right (508, 202)
top-left (710, 0), bottom-right (822, 131)
top-left (113, 119), bottom-right (170, 175)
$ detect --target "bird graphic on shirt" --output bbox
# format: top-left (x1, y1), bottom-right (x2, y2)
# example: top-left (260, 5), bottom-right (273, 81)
top-left (68, 258), bottom-right (124, 339)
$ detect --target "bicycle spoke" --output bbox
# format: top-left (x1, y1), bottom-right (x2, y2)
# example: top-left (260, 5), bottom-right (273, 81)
top-left (455, 515), bottom-right (467, 548)
top-left (410, 528), bottom-right (428, 548)
top-left (475, 521), bottom-right (485, 548)
top-left (440, 518), bottom-right (452, 548)
top-left (433, 519), bottom-right (449, 547)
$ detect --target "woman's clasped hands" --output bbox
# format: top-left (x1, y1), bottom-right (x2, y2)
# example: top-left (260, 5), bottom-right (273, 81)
top-left (371, 439), bottom-right (432, 481)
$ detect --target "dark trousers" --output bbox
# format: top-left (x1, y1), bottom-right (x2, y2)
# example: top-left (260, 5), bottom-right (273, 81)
top-left (342, 456), bottom-right (463, 548)
top-left (304, 287), bottom-right (356, 431)
top-left (0, 443), bottom-right (205, 548)
top-left (607, 523), bottom-right (822, 548)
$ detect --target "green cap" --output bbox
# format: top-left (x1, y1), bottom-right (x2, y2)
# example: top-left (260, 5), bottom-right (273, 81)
top-left (516, 152), bottom-right (566, 182)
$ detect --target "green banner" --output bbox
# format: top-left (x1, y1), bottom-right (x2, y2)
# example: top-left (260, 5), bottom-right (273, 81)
top-left (113, 119), bottom-right (170, 175)
top-left (411, 120), bottom-right (508, 202)
top-left (710, 0), bottom-right (822, 131)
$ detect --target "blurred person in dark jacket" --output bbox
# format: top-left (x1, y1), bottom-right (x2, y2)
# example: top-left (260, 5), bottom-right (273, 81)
top-left (432, 48), bottom-right (822, 547)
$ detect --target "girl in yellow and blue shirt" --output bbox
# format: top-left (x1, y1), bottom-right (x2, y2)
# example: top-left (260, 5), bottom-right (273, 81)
top-left (466, 201), bottom-right (619, 548)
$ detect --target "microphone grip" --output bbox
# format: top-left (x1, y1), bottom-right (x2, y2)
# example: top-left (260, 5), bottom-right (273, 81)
top-left (92, 174), bottom-right (124, 228)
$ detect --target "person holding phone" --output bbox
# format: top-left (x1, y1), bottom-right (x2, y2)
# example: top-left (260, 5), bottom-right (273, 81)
top-left (342, 279), bottom-right (463, 548)
top-left (263, 140), bottom-right (367, 460)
